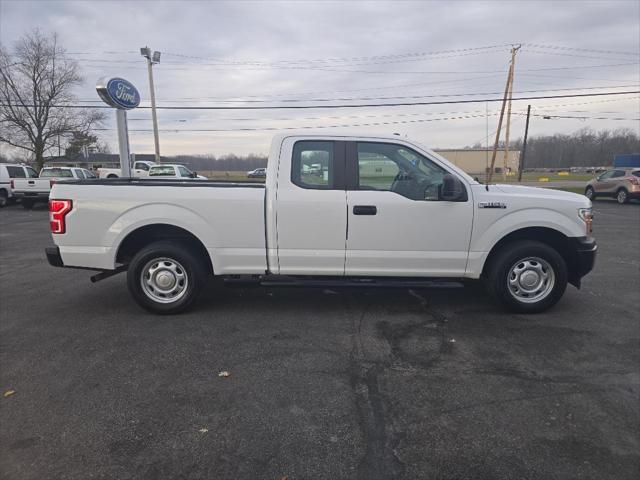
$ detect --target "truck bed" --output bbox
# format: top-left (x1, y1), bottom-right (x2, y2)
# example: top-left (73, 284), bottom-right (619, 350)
top-left (50, 178), bottom-right (267, 274)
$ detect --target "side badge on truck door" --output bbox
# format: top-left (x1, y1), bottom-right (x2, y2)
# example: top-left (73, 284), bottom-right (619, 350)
top-left (478, 202), bottom-right (507, 209)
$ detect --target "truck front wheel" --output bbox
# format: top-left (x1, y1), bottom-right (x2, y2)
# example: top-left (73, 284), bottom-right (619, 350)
top-left (127, 241), bottom-right (207, 314)
top-left (485, 240), bottom-right (568, 313)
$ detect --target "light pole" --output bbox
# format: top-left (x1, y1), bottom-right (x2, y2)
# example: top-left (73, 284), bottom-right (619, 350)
top-left (140, 46), bottom-right (161, 163)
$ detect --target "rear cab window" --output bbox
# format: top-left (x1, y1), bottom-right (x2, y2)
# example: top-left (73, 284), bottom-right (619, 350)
top-left (291, 141), bottom-right (335, 189)
top-left (40, 168), bottom-right (73, 178)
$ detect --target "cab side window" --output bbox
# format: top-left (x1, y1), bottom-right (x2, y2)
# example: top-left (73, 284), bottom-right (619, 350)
top-left (356, 142), bottom-right (447, 201)
top-left (25, 167), bottom-right (38, 178)
top-left (135, 162), bottom-right (150, 171)
top-left (292, 141), bottom-right (334, 189)
top-left (149, 166), bottom-right (176, 176)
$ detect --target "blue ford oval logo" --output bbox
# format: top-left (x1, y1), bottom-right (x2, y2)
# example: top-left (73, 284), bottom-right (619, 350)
top-left (96, 77), bottom-right (140, 109)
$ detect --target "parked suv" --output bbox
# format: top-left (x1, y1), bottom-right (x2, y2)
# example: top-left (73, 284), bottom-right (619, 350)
top-left (0, 163), bottom-right (39, 207)
top-left (585, 168), bottom-right (640, 204)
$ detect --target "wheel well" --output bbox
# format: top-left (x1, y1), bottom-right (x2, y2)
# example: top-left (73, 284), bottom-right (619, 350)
top-left (482, 227), bottom-right (571, 277)
top-left (116, 224), bottom-right (213, 273)
top-left (107, 174), bottom-right (118, 178)
top-left (0, 187), bottom-right (8, 196)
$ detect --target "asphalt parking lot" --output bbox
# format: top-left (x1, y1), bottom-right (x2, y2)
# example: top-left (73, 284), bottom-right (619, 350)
top-left (1, 200), bottom-right (638, 480)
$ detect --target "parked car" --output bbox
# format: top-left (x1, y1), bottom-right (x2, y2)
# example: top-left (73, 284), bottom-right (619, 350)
top-left (46, 133), bottom-right (596, 315)
top-left (0, 163), bottom-right (39, 207)
top-left (12, 167), bottom-right (95, 209)
top-left (148, 164), bottom-right (207, 180)
top-left (98, 160), bottom-right (156, 179)
top-left (247, 168), bottom-right (266, 178)
top-left (585, 168), bottom-right (640, 204)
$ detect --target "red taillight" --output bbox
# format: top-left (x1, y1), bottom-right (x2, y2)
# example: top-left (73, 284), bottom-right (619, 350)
top-left (629, 177), bottom-right (639, 185)
top-left (50, 179), bottom-right (56, 188)
top-left (49, 199), bottom-right (72, 234)
top-left (10, 180), bottom-right (14, 189)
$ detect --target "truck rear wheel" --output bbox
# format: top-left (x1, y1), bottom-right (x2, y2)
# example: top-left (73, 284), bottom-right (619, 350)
top-left (485, 240), bottom-right (568, 313)
top-left (126, 241), bottom-right (207, 314)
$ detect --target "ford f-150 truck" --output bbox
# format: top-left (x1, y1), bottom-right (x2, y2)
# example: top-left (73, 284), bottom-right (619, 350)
top-left (45, 133), bottom-right (596, 314)
top-left (98, 160), bottom-right (156, 178)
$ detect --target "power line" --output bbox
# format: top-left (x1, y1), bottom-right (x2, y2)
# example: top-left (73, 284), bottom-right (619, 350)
top-left (75, 85), bottom-right (640, 105)
top-left (522, 43), bottom-right (639, 57)
top-left (4, 90), bottom-right (639, 111)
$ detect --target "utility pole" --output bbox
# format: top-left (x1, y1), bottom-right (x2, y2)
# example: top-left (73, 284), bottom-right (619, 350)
top-left (517, 104), bottom-right (531, 182)
top-left (140, 47), bottom-right (162, 163)
top-left (488, 44), bottom-right (520, 186)
top-left (502, 45), bottom-right (519, 181)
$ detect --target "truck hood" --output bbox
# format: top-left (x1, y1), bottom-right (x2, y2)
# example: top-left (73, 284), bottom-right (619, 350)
top-left (491, 184), bottom-right (589, 205)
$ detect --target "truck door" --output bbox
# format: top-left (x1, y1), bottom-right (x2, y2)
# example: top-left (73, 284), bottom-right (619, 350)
top-left (274, 139), bottom-right (347, 275)
top-left (345, 141), bottom-right (473, 277)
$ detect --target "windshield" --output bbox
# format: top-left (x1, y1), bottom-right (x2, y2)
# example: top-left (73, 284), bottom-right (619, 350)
top-left (40, 168), bottom-right (73, 178)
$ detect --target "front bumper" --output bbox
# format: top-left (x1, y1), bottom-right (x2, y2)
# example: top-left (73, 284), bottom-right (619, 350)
top-left (46, 246), bottom-right (64, 267)
top-left (567, 236), bottom-right (597, 288)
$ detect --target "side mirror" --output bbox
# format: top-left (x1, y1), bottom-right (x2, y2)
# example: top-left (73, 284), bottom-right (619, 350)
top-left (439, 174), bottom-right (467, 202)
top-left (191, 172), bottom-right (198, 178)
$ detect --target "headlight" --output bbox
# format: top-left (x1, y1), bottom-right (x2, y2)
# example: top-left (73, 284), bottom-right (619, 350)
top-left (578, 208), bottom-right (593, 234)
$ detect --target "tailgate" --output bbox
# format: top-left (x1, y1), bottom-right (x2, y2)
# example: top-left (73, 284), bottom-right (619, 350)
top-left (13, 179), bottom-right (51, 193)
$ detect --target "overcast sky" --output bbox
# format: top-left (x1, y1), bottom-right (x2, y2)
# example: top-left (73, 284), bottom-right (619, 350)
top-left (1, 0), bottom-right (639, 157)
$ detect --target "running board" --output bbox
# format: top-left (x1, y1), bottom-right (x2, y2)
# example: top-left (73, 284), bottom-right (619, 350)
top-left (223, 275), bottom-right (465, 289)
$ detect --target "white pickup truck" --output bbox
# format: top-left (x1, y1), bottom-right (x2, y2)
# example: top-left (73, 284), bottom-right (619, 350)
top-left (12, 166), bottom-right (96, 208)
top-left (98, 160), bottom-right (156, 179)
top-left (46, 133), bottom-right (596, 314)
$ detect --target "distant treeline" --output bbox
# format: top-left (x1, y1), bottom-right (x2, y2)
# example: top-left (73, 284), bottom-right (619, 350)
top-left (468, 128), bottom-right (639, 168)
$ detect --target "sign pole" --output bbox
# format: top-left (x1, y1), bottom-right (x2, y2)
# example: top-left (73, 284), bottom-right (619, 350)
top-left (96, 77), bottom-right (140, 179)
top-left (115, 109), bottom-right (132, 178)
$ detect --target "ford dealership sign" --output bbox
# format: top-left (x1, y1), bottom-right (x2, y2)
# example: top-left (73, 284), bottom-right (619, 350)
top-left (96, 77), bottom-right (140, 109)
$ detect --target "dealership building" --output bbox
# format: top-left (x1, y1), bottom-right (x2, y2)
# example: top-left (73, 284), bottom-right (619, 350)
top-left (435, 149), bottom-right (521, 175)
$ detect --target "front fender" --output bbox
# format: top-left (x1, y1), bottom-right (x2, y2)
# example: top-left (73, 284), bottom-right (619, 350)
top-left (465, 208), bottom-right (585, 278)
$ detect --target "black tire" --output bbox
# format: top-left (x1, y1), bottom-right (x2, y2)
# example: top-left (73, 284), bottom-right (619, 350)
top-left (0, 189), bottom-right (7, 208)
top-left (584, 186), bottom-right (596, 201)
top-left (21, 199), bottom-right (34, 209)
top-left (485, 240), bottom-right (568, 314)
top-left (616, 188), bottom-right (628, 204)
top-left (126, 241), bottom-right (208, 314)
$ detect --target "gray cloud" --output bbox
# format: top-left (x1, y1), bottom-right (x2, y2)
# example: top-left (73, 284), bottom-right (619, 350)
top-left (1, 0), bottom-right (638, 156)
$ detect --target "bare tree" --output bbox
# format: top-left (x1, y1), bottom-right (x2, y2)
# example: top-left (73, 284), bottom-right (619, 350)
top-left (0, 30), bottom-right (105, 169)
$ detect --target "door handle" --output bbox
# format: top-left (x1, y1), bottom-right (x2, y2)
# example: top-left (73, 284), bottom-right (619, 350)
top-left (353, 205), bottom-right (377, 215)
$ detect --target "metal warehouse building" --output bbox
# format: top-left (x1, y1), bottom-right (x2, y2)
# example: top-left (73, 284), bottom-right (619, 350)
top-left (435, 149), bottom-right (521, 175)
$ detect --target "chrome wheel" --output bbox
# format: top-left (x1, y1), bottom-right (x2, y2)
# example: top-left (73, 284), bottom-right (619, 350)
top-left (507, 257), bottom-right (555, 304)
top-left (140, 257), bottom-right (188, 303)
top-left (617, 189), bottom-right (627, 204)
